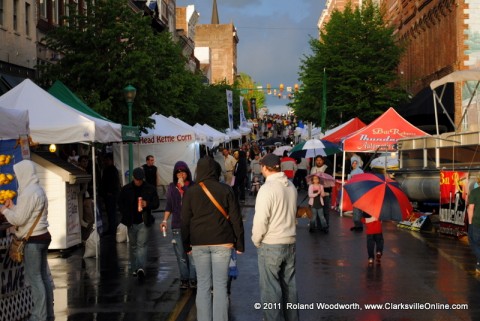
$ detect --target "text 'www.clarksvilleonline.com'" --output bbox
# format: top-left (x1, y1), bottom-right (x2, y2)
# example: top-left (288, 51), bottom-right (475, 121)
top-left (254, 302), bottom-right (469, 311)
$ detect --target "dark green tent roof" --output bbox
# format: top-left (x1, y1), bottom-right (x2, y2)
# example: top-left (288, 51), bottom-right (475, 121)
top-left (48, 80), bottom-right (139, 142)
top-left (48, 80), bottom-right (112, 122)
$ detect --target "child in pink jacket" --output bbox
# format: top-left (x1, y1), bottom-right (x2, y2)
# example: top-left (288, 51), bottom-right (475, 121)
top-left (308, 175), bottom-right (327, 233)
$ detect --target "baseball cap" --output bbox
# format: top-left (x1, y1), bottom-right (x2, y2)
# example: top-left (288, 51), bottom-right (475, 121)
top-left (260, 153), bottom-right (281, 169)
top-left (133, 167), bottom-right (145, 180)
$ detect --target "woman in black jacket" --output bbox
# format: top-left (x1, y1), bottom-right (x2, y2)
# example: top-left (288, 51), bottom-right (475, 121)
top-left (181, 157), bottom-right (244, 321)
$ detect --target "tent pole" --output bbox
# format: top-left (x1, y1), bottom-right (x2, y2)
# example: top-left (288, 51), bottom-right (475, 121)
top-left (91, 145), bottom-right (99, 260)
top-left (120, 143), bottom-right (125, 186)
top-left (433, 90), bottom-right (441, 168)
top-left (340, 150), bottom-right (346, 216)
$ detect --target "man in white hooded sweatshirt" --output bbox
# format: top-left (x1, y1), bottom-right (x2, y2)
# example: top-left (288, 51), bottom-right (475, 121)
top-left (252, 153), bottom-right (299, 321)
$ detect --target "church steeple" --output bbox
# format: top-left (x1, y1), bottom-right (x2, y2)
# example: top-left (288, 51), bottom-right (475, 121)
top-left (211, 0), bottom-right (219, 24)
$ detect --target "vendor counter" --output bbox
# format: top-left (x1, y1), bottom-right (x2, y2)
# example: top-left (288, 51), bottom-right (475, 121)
top-left (0, 223), bottom-right (33, 321)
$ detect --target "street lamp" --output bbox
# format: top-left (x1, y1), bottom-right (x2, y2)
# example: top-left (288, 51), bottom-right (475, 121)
top-left (124, 85), bottom-right (136, 181)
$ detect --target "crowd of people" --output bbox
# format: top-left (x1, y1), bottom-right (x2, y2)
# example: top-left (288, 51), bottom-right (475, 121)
top-left (8, 117), bottom-right (480, 321)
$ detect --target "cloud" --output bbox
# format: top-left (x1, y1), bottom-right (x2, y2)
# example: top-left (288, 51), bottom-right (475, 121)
top-left (178, 0), bottom-right (324, 100)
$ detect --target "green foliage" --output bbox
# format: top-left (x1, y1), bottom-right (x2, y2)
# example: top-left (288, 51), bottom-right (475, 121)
top-left (295, 0), bottom-right (407, 128)
top-left (192, 81), bottom-right (233, 130)
top-left (38, 0), bottom-right (204, 131)
top-left (234, 73), bottom-right (266, 118)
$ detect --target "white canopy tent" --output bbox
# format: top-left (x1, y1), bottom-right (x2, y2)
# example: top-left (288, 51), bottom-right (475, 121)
top-left (0, 107), bottom-right (29, 138)
top-left (193, 123), bottom-right (225, 148)
top-left (202, 124), bottom-right (230, 143)
top-left (167, 116), bottom-right (207, 146)
top-left (113, 114), bottom-right (200, 185)
top-left (429, 69), bottom-right (480, 168)
top-left (0, 79), bottom-right (121, 143)
top-left (226, 128), bottom-right (242, 140)
top-left (0, 79), bottom-right (123, 255)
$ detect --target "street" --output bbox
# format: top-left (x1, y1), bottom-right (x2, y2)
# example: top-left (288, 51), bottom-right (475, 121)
top-left (48, 191), bottom-right (480, 321)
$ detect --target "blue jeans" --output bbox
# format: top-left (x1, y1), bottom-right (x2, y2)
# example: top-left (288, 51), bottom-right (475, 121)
top-left (128, 223), bottom-right (150, 272)
top-left (258, 243), bottom-right (299, 321)
top-left (24, 242), bottom-right (54, 321)
top-left (192, 245), bottom-right (231, 321)
top-left (353, 207), bottom-right (363, 228)
top-left (172, 229), bottom-right (196, 281)
top-left (469, 224), bottom-right (480, 264)
top-left (310, 207), bottom-right (327, 229)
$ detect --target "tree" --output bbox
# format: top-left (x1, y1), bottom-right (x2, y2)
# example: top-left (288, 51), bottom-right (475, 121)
top-left (38, 0), bottom-right (204, 131)
top-left (293, 0), bottom-right (407, 128)
top-left (192, 81), bottom-right (234, 130)
top-left (234, 73), bottom-right (266, 118)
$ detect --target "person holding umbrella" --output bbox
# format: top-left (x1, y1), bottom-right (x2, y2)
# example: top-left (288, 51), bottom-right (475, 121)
top-left (307, 174), bottom-right (327, 233)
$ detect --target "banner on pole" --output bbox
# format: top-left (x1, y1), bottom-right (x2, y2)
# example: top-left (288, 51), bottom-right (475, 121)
top-left (226, 90), bottom-right (233, 131)
top-left (239, 96), bottom-right (247, 127)
top-left (250, 98), bottom-right (257, 119)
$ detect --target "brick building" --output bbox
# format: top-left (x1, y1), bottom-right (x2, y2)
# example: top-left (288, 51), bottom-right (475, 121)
top-left (194, 0), bottom-right (238, 84)
top-left (318, 0), bottom-right (480, 132)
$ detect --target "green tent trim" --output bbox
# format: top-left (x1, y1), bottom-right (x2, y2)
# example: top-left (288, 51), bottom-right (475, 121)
top-left (48, 80), bottom-right (139, 141)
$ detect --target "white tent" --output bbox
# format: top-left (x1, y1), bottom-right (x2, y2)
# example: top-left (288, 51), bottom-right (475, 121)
top-left (0, 107), bottom-right (29, 138)
top-left (0, 79), bottom-right (123, 255)
top-left (113, 114), bottom-right (200, 185)
top-left (0, 79), bottom-right (122, 143)
top-left (226, 128), bottom-right (242, 140)
top-left (202, 124), bottom-right (230, 143)
top-left (168, 116), bottom-right (208, 146)
top-left (194, 123), bottom-right (225, 148)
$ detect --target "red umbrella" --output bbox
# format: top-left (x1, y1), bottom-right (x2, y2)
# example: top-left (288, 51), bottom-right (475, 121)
top-left (343, 173), bottom-right (412, 221)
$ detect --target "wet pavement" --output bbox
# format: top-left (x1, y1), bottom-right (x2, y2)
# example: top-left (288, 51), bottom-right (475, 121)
top-left (48, 190), bottom-right (480, 321)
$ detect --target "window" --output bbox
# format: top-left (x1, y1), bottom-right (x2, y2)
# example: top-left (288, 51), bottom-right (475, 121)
top-left (25, 3), bottom-right (30, 35)
top-left (0, 0), bottom-right (4, 26)
top-left (52, 0), bottom-right (59, 24)
top-left (13, 0), bottom-right (18, 31)
top-left (40, 0), bottom-right (47, 19)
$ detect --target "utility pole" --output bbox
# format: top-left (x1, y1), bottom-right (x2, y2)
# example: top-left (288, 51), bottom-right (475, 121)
top-left (321, 68), bottom-right (327, 132)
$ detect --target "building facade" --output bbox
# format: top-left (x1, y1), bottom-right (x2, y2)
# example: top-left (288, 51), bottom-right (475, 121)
top-left (318, 0), bottom-right (480, 132)
top-left (0, 0), bottom-right (37, 92)
top-left (195, 23), bottom-right (238, 84)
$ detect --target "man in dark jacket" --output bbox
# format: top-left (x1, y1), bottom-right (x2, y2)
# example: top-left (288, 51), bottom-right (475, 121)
top-left (118, 167), bottom-right (159, 278)
top-left (181, 157), bottom-right (244, 321)
top-left (100, 153), bottom-right (120, 235)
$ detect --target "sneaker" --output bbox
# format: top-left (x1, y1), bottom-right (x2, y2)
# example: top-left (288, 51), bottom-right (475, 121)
top-left (136, 269), bottom-right (145, 278)
top-left (190, 280), bottom-right (197, 289)
top-left (368, 258), bottom-right (374, 265)
top-left (180, 280), bottom-right (190, 289)
top-left (376, 252), bottom-right (382, 262)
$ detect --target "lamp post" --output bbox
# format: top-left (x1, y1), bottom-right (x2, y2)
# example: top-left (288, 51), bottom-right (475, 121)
top-left (123, 85), bottom-right (136, 182)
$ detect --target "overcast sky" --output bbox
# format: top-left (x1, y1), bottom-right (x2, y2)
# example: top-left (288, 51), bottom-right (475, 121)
top-left (177, 0), bottom-right (325, 109)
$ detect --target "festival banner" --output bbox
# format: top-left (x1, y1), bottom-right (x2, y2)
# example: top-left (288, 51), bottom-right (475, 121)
top-left (439, 170), bottom-right (468, 227)
top-left (239, 96), bottom-right (247, 127)
top-left (226, 90), bottom-right (233, 131)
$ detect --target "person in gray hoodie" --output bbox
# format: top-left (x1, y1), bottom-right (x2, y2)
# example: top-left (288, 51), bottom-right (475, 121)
top-left (252, 153), bottom-right (299, 321)
top-left (1, 160), bottom-right (54, 321)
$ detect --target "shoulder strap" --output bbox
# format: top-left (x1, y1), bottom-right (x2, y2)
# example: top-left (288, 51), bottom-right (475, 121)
top-left (199, 182), bottom-right (229, 220)
top-left (23, 205), bottom-right (45, 241)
